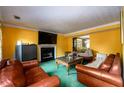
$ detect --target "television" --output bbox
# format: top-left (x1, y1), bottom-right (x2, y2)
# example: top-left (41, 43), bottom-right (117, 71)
top-left (15, 44), bottom-right (37, 61)
top-left (38, 31), bottom-right (57, 44)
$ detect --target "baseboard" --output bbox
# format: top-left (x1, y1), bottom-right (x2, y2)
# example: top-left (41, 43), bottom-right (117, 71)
top-left (56, 55), bottom-right (65, 58)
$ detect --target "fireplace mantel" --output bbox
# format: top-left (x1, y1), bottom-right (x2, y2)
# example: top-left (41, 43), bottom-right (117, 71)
top-left (38, 44), bottom-right (56, 61)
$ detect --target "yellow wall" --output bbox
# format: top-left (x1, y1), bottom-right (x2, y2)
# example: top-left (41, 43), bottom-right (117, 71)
top-left (56, 35), bottom-right (72, 57)
top-left (67, 24), bottom-right (120, 37)
top-left (90, 28), bottom-right (121, 55)
top-left (1, 24), bottom-right (120, 59)
top-left (67, 37), bottom-right (73, 52)
top-left (66, 24), bottom-right (121, 55)
top-left (1, 26), bottom-right (72, 59)
top-left (2, 26), bottom-right (38, 59)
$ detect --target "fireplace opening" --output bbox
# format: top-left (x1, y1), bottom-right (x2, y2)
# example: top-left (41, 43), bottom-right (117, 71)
top-left (41, 47), bottom-right (55, 62)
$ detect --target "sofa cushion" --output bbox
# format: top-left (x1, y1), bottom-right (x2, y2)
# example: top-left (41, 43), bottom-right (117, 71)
top-left (0, 76), bottom-right (15, 87)
top-left (109, 55), bottom-right (121, 75)
top-left (0, 60), bottom-right (26, 87)
top-left (12, 61), bottom-right (26, 86)
top-left (22, 60), bottom-right (39, 71)
top-left (85, 53), bottom-right (107, 68)
top-left (25, 67), bottom-right (49, 85)
top-left (98, 54), bottom-right (115, 72)
top-left (78, 49), bottom-right (93, 57)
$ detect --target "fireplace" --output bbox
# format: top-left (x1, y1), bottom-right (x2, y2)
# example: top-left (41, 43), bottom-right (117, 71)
top-left (41, 47), bottom-right (55, 62)
top-left (38, 44), bottom-right (56, 62)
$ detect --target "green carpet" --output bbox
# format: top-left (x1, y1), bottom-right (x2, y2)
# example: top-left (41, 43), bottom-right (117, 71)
top-left (40, 60), bottom-right (86, 87)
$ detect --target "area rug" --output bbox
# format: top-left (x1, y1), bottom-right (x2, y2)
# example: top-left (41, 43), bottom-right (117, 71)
top-left (40, 60), bottom-right (86, 87)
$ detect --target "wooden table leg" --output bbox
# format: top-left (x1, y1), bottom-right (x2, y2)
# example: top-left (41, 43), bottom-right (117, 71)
top-left (80, 59), bottom-right (83, 64)
top-left (66, 65), bottom-right (70, 75)
top-left (56, 60), bottom-right (59, 69)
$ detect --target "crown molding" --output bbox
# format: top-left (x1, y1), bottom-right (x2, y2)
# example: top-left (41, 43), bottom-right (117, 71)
top-left (2, 23), bottom-right (39, 31)
top-left (1, 21), bottom-right (120, 36)
top-left (2, 23), bottom-right (63, 34)
top-left (65, 21), bottom-right (120, 36)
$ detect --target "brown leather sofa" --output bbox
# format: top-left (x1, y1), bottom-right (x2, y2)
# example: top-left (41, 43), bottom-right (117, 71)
top-left (0, 59), bottom-right (60, 87)
top-left (76, 53), bottom-right (123, 87)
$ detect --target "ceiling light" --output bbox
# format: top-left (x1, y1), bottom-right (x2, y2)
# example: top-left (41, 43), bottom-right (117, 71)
top-left (14, 15), bottom-right (21, 20)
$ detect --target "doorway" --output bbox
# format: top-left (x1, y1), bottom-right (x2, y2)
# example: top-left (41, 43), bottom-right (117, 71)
top-left (73, 35), bottom-right (90, 52)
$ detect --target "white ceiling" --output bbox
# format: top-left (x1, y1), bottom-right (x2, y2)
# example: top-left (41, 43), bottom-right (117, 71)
top-left (0, 6), bottom-right (121, 34)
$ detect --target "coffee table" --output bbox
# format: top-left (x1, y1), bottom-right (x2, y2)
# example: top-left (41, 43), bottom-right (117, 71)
top-left (56, 56), bottom-right (83, 75)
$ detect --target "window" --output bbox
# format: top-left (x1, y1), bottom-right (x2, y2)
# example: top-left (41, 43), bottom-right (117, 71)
top-left (79, 35), bottom-right (90, 49)
top-left (83, 38), bottom-right (90, 48)
top-left (73, 35), bottom-right (90, 51)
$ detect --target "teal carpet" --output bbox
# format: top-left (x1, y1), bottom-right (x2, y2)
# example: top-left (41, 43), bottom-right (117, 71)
top-left (40, 60), bottom-right (86, 87)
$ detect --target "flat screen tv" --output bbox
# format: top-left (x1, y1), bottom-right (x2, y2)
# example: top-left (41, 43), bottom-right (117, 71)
top-left (38, 31), bottom-right (57, 44)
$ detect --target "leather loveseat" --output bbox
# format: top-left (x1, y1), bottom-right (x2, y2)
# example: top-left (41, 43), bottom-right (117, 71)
top-left (76, 53), bottom-right (123, 87)
top-left (0, 59), bottom-right (60, 87)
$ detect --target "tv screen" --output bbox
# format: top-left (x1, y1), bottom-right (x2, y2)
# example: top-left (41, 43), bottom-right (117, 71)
top-left (22, 44), bottom-right (37, 61)
top-left (15, 44), bottom-right (37, 61)
top-left (38, 31), bottom-right (57, 44)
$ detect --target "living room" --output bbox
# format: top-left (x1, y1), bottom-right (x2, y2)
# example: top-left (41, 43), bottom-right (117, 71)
top-left (0, 6), bottom-right (124, 88)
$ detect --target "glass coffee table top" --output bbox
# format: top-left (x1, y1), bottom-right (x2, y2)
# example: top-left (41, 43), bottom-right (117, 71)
top-left (56, 56), bottom-right (83, 63)
top-left (56, 56), bottom-right (83, 75)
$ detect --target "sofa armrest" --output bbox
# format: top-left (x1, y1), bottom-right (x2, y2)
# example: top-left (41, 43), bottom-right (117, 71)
top-left (22, 60), bottom-right (39, 70)
top-left (28, 75), bottom-right (60, 87)
top-left (76, 64), bottom-right (123, 86)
